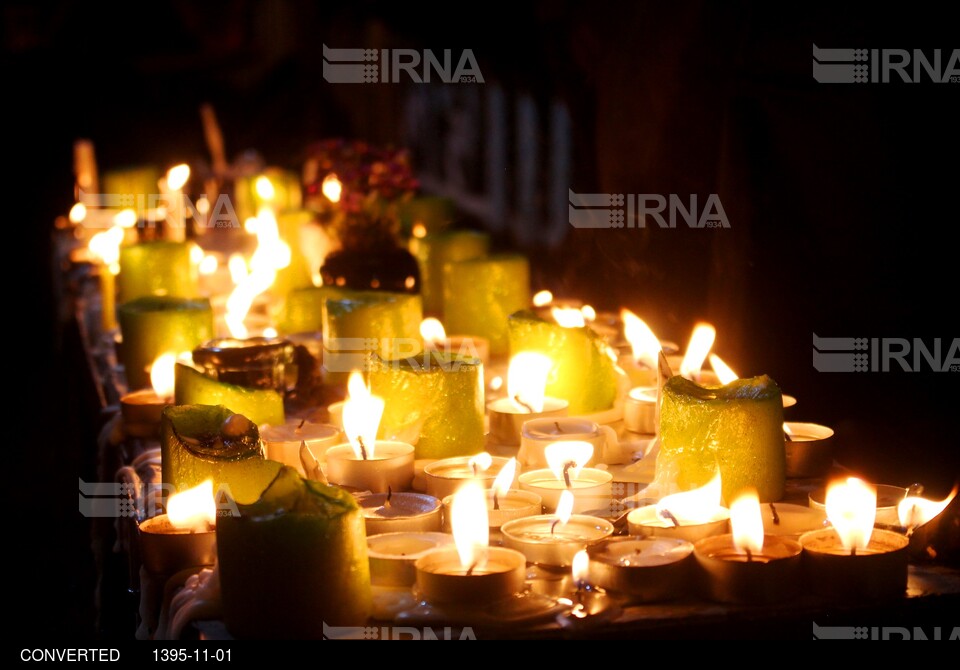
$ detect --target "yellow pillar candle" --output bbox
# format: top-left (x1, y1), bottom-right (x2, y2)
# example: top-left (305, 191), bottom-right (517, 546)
top-left (276, 286), bottom-right (345, 335)
top-left (118, 241), bottom-right (199, 303)
top-left (656, 375), bottom-right (786, 504)
top-left (443, 254), bottom-right (530, 356)
top-left (399, 195), bottom-right (457, 237)
top-left (217, 466), bottom-right (372, 637)
top-left (507, 310), bottom-right (619, 414)
top-left (117, 296), bottom-right (214, 390)
top-left (369, 351), bottom-right (485, 459)
top-left (174, 362), bottom-right (284, 427)
top-left (410, 230), bottom-right (489, 315)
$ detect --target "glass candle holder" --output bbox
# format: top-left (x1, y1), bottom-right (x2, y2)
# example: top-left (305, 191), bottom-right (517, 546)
top-left (192, 337), bottom-right (295, 393)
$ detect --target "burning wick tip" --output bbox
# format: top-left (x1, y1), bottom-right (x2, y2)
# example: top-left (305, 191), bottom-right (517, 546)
top-left (513, 395), bottom-right (535, 413)
top-left (466, 562), bottom-right (477, 577)
top-left (298, 418), bottom-right (306, 430)
top-left (562, 461), bottom-right (576, 489)
top-left (659, 508), bottom-right (681, 528)
top-left (744, 548), bottom-right (753, 563)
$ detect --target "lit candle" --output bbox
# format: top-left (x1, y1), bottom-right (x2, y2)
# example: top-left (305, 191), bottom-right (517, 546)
top-left (420, 317), bottom-right (490, 367)
top-left (260, 420), bottom-right (341, 475)
top-left (694, 490), bottom-right (803, 604)
top-left (519, 417), bottom-right (621, 469)
top-left (626, 473), bottom-right (731, 542)
top-left (414, 481), bottom-right (527, 606)
top-left (161, 163), bottom-right (190, 241)
top-left (808, 482), bottom-right (907, 526)
top-left (118, 241), bottom-right (200, 303)
top-left (324, 372), bottom-right (415, 493)
top-left (138, 480), bottom-right (218, 575)
top-left (441, 458), bottom-right (542, 534)
top-left (800, 477), bottom-right (910, 602)
top-left (517, 441), bottom-right (613, 514)
top-left (488, 352), bottom-right (569, 446)
top-left (618, 309), bottom-right (662, 388)
top-left (782, 421), bottom-right (835, 478)
top-left (121, 352), bottom-right (177, 438)
top-left (355, 491), bottom-right (443, 535)
top-left (423, 452), bottom-right (510, 499)
top-left (86, 223), bottom-right (124, 332)
top-left (586, 537), bottom-right (694, 602)
top-left (501, 490), bottom-right (614, 567)
top-left (708, 353), bottom-right (798, 408)
top-left (367, 531), bottom-right (454, 587)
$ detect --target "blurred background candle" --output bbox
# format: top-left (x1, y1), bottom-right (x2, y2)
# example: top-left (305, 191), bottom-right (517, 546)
top-left (118, 241), bottom-right (200, 303)
top-left (517, 441), bottom-right (613, 513)
top-left (191, 336), bottom-right (295, 393)
top-left (627, 473), bottom-right (730, 542)
top-left (420, 317), bottom-right (490, 367)
top-left (410, 229), bottom-right (490, 315)
top-left (488, 352), bottom-right (568, 446)
top-left (618, 310), bottom-right (662, 388)
top-left (120, 352), bottom-right (178, 438)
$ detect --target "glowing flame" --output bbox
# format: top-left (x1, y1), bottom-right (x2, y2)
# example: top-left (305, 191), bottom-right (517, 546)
top-left (552, 306), bottom-right (585, 328)
top-left (167, 480), bottom-right (217, 532)
top-left (196, 196), bottom-right (210, 215)
top-left (189, 244), bottom-right (204, 265)
top-left (255, 175), bottom-right (276, 202)
top-left (507, 352), bottom-right (553, 413)
top-left (228, 254), bottom-right (247, 284)
top-left (420, 317), bottom-right (447, 344)
top-left (655, 472), bottom-right (722, 525)
top-left (489, 376), bottom-right (503, 392)
top-left (166, 164), bottom-right (190, 191)
top-left (621, 309), bottom-right (662, 369)
top-left (532, 290), bottom-right (553, 307)
top-left (199, 254), bottom-right (218, 275)
top-left (572, 549), bottom-right (589, 585)
top-left (321, 173), bottom-right (342, 203)
top-left (730, 490), bottom-right (764, 554)
top-left (69, 202), bottom-right (87, 224)
top-left (825, 477), bottom-right (876, 553)
top-left (898, 486), bottom-right (957, 529)
top-left (468, 452), bottom-right (493, 474)
top-left (88, 225), bottom-right (124, 274)
top-left (451, 480), bottom-right (489, 570)
top-left (225, 209), bottom-right (290, 338)
top-left (492, 458), bottom-right (517, 498)
top-left (149, 352), bottom-right (177, 400)
top-left (680, 323), bottom-right (716, 380)
top-left (580, 305), bottom-right (596, 322)
top-left (342, 371), bottom-right (385, 459)
top-left (412, 222), bottom-right (427, 238)
top-left (545, 441), bottom-right (594, 484)
top-left (555, 490), bottom-right (574, 525)
top-left (782, 423), bottom-right (794, 438)
top-left (709, 354), bottom-right (738, 385)
top-left (114, 208), bottom-right (138, 228)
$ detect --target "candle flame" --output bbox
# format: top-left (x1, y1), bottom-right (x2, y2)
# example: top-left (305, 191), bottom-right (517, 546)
top-left (552, 306), bottom-right (585, 328)
top-left (532, 290), bottom-right (553, 307)
top-left (411, 222), bottom-right (427, 238)
top-left (228, 254), bottom-right (248, 284)
top-left (262, 327), bottom-right (278, 338)
top-left (555, 490), bottom-right (574, 525)
top-left (198, 254), bottom-right (218, 275)
top-left (680, 323), bottom-right (716, 380)
top-left (149, 352), bottom-right (178, 399)
top-left (420, 317), bottom-right (447, 344)
top-left (655, 472), bottom-right (722, 525)
top-left (572, 549), bottom-right (590, 584)
top-left (825, 477), bottom-right (876, 552)
top-left (492, 458), bottom-right (517, 497)
top-left (580, 305), bottom-right (596, 322)
top-left (730, 490), bottom-right (764, 554)
top-left (255, 175), bottom-right (276, 201)
top-left (113, 208), bottom-right (138, 228)
top-left (545, 441), bottom-right (594, 484)
top-left (507, 352), bottom-right (553, 413)
top-left (451, 480), bottom-right (489, 571)
top-left (897, 486), bottom-right (957, 529)
top-left (468, 452), bottom-right (493, 474)
top-left (321, 173), bottom-right (342, 203)
top-left (342, 371), bottom-right (384, 459)
top-left (709, 353), bottom-right (738, 385)
top-left (621, 309), bottom-right (662, 369)
top-left (69, 202), bottom-right (87, 224)
top-left (189, 244), bottom-right (204, 266)
top-left (167, 480), bottom-right (217, 532)
top-left (87, 225), bottom-right (124, 273)
top-left (166, 164), bottom-right (191, 191)
top-left (489, 376), bottom-right (503, 392)
top-left (225, 209), bottom-right (290, 338)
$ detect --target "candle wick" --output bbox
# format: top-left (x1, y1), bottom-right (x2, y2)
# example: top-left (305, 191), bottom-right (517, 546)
top-left (659, 508), bottom-right (681, 528)
top-left (385, 486), bottom-right (393, 508)
top-left (851, 546), bottom-right (857, 557)
top-left (769, 503), bottom-right (780, 526)
top-left (554, 421), bottom-right (564, 434)
top-left (493, 491), bottom-right (500, 511)
top-left (783, 429), bottom-right (793, 442)
top-left (298, 418), bottom-right (306, 430)
top-left (358, 436), bottom-right (368, 461)
top-left (472, 463), bottom-right (478, 477)
top-left (562, 461), bottom-right (576, 489)
top-left (513, 395), bottom-right (535, 413)
top-left (551, 518), bottom-right (560, 535)
top-left (745, 548), bottom-right (753, 563)
top-left (466, 562), bottom-right (477, 577)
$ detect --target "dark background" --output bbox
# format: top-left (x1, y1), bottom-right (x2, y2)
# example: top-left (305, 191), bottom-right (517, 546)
top-left (8, 1), bottom-right (959, 638)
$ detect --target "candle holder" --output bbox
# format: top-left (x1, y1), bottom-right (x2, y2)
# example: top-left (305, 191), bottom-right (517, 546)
top-left (519, 418), bottom-right (618, 469)
top-left (501, 514), bottom-right (614, 567)
top-left (623, 386), bottom-right (657, 434)
top-left (761, 502), bottom-right (828, 538)
top-left (587, 537), bottom-right (694, 602)
top-left (355, 492), bottom-right (443, 536)
top-left (799, 528), bottom-right (909, 602)
top-left (441, 489), bottom-right (542, 534)
top-left (260, 421), bottom-right (341, 475)
top-left (694, 534), bottom-right (803, 605)
top-left (518, 468), bottom-right (613, 514)
top-left (192, 336), bottom-right (295, 393)
top-left (487, 397), bottom-right (569, 447)
top-left (325, 441), bottom-right (415, 494)
top-left (138, 514), bottom-right (217, 576)
top-left (414, 546), bottom-right (527, 607)
top-left (626, 505), bottom-right (731, 543)
top-left (367, 532), bottom-right (454, 587)
top-left (423, 455), bottom-right (513, 500)
top-left (121, 389), bottom-right (171, 438)
top-left (809, 484), bottom-right (906, 526)
top-left (783, 422), bottom-right (835, 478)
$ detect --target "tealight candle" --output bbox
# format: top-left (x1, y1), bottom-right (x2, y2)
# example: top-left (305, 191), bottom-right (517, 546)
top-left (693, 491), bottom-right (803, 604)
top-left (138, 481), bottom-right (217, 576)
top-left (623, 386), bottom-right (657, 434)
top-left (517, 441), bottom-right (612, 514)
top-left (260, 420), bottom-right (341, 475)
top-left (782, 422), bottom-right (835, 478)
top-left (488, 352), bottom-right (569, 447)
top-left (626, 474), bottom-right (731, 542)
top-left (367, 532), bottom-right (454, 587)
top-left (587, 537), bottom-right (694, 602)
top-left (440, 458), bottom-right (541, 534)
top-left (809, 482), bottom-right (906, 526)
top-left (355, 492), bottom-right (443, 536)
top-left (519, 418), bottom-right (619, 469)
top-left (423, 453), bottom-right (512, 500)
top-left (121, 353), bottom-right (176, 438)
top-left (761, 502), bottom-right (828, 538)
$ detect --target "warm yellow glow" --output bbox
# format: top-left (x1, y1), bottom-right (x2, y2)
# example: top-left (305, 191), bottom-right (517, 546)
top-left (492, 458), bottom-right (517, 498)
top-left (655, 472), bottom-right (722, 525)
top-left (680, 323), bottom-right (716, 380)
top-left (555, 490), bottom-right (574, 525)
top-left (244, 217), bottom-right (260, 234)
top-left (195, 196), bottom-right (211, 216)
top-left (149, 352), bottom-right (177, 400)
top-left (166, 164), bottom-right (191, 191)
top-left (709, 354), bottom-right (738, 385)
top-left (825, 477), bottom-right (876, 552)
top-left (228, 254), bottom-right (248, 284)
top-left (321, 173), bottom-right (342, 203)
top-left (451, 480), bottom-right (489, 570)
top-left (255, 175), bottom-right (276, 202)
top-left (468, 452), bottom-right (493, 474)
top-left (898, 486), bottom-right (957, 529)
top-left (167, 480), bottom-right (217, 532)
top-left (113, 208), bottom-right (138, 228)
top-left (420, 317), bottom-right (447, 344)
top-left (580, 305), bottom-right (596, 322)
top-left (189, 244), bottom-right (204, 265)
top-left (68, 202), bottom-right (87, 224)
top-left (412, 222), bottom-right (427, 239)
top-left (225, 210), bottom-right (290, 338)
top-left (489, 376), bottom-right (503, 392)
top-left (782, 423), bottom-right (794, 437)
top-left (552, 306), bottom-right (586, 328)
top-left (507, 352), bottom-right (553, 413)
top-left (87, 226), bottom-right (124, 268)
top-left (621, 309), bottom-right (661, 369)
top-left (532, 290), bottom-right (553, 307)
top-left (545, 441), bottom-right (594, 485)
top-left (262, 327), bottom-right (278, 338)
top-left (342, 371), bottom-right (385, 459)
top-left (730, 490), bottom-right (764, 554)
top-left (198, 254), bottom-right (218, 275)
top-left (572, 549), bottom-right (590, 584)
